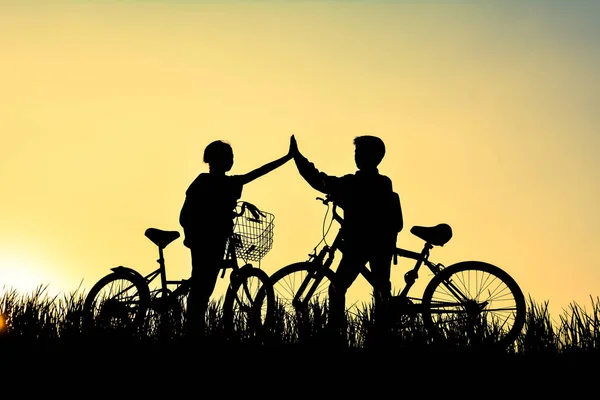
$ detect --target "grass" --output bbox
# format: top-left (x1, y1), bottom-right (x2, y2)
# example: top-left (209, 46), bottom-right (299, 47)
top-left (2, 285), bottom-right (596, 391)
top-left (1, 284), bottom-right (599, 354)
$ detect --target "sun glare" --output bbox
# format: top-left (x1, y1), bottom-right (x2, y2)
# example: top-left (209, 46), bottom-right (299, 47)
top-left (0, 253), bottom-right (54, 296)
top-left (0, 314), bottom-right (5, 333)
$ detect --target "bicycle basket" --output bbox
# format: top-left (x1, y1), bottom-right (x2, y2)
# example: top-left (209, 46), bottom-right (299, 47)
top-left (230, 202), bottom-right (275, 262)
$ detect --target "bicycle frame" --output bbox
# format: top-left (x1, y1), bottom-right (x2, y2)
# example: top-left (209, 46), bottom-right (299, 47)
top-left (294, 197), bottom-right (467, 312)
top-left (82, 199), bottom-right (278, 338)
top-left (269, 195), bottom-right (526, 349)
top-left (141, 233), bottom-right (244, 300)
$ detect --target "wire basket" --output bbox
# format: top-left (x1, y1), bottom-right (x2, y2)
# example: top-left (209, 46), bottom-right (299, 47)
top-left (229, 202), bottom-right (275, 262)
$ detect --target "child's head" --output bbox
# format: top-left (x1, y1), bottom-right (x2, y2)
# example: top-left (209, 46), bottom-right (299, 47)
top-left (204, 140), bottom-right (234, 173)
top-left (353, 135), bottom-right (386, 170)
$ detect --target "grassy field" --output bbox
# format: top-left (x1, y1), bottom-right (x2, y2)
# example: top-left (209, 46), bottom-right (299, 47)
top-left (1, 284), bottom-right (598, 386)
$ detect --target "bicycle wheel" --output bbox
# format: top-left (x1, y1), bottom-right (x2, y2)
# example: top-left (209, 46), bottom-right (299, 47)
top-left (82, 271), bottom-right (150, 335)
top-left (421, 261), bottom-right (526, 350)
top-left (222, 266), bottom-right (275, 339)
top-left (147, 289), bottom-right (184, 339)
top-left (269, 262), bottom-right (337, 335)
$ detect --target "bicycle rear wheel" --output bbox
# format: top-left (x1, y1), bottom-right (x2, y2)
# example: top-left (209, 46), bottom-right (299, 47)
top-left (269, 262), bottom-right (337, 337)
top-left (82, 270), bottom-right (150, 335)
top-left (222, 265), bottom-right (275, 340)
top-left (421, 261), bottom-right (526, 350)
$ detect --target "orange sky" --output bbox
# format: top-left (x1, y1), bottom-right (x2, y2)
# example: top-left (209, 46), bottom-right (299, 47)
top-left (1, 1), bottom-right (599, 322)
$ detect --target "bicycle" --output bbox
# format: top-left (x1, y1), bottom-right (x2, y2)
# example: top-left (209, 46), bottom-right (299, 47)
top-left (82, 201), bottom-right (276, 339)
top-left (269, 195), bottom-right (526, 349)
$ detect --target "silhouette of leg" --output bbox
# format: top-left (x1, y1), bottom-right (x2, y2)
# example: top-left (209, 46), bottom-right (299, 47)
top-left (188, 264), bottom-right (220, 337)
top-left (328, 251), bottom-right (366, 346)
top-left (187, 240), bottom-right (226, 337)
top-left (367, 240), bottom-right (395, 346)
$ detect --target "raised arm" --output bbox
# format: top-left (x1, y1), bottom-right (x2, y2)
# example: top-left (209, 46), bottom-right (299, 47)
top-left (292, 136), bottom-right (339, 195)
top-left (238, 138), bottom-right (294, 185)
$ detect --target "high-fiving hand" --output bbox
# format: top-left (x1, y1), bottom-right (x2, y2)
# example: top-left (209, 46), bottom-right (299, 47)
top-left (289, 134), bottom-right (299, 158)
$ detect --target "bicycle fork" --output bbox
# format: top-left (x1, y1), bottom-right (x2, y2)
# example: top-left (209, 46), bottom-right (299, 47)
top-left (292, 246), bottom-right (334, 310)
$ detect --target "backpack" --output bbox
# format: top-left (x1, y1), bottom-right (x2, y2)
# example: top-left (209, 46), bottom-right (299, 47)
top-left (388, 191), bottom-right (403, 234)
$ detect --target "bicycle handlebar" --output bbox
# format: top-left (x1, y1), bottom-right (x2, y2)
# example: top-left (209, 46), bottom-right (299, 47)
top-left (235, 201), bottom-right (266, 222)
top-left (316, 195), bottom-right (403, 265)
top-left (316, 196), bottom-right (344, 224)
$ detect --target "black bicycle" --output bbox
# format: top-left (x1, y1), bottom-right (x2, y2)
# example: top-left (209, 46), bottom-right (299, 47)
top-left (269, 195), bottom-right (526, 349)
top-left (82, 201), bottom-right (276, 338)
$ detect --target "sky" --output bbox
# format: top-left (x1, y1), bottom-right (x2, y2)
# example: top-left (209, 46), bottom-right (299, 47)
top-left (1, 1), bottom-right (599, 322)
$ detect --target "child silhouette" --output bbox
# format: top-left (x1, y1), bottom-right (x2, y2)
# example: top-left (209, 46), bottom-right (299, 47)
top-left (180, 138), bottom-right (295, 336)
top-left (289, 134), bottom-right (403, 344)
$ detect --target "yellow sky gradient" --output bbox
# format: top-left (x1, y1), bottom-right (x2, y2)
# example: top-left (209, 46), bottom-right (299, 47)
top-left (1, 2), bottom-right (599, 321)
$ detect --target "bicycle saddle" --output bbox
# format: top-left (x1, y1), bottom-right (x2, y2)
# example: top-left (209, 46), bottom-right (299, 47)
top-left (410, 223), bottom-right (452, 246)
top-left (145, 228), bottom-right (181, 249)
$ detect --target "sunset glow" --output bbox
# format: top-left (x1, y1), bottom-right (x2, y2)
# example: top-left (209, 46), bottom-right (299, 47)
top-left (1, 1), bottom-right (599, 320)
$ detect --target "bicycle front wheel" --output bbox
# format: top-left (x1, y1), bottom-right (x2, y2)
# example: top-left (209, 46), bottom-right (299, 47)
top-left (222, 266), bottom-right (275, 339)
top-left (82, 270), bottom-right (150, 335)
top-left (269, 262), bottom-right (337, 334)
top-left (421, 261), bottom-right (526, 350)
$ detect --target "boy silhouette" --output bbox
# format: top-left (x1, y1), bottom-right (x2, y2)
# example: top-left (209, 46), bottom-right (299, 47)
top-left (289, 134), bottom-right (403, 344)
top-left (180, 138), bottom-right (295, 336)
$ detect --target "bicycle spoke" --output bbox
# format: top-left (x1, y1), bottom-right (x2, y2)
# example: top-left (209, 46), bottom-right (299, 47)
top-left (273, 268), bottom-right (330, 311)
top-left (268, 262), bottom-right (337, 341)
top-left (421, 261), bottom-right (525, 348)
top-left (83, 271), bottom-right (150, 334)
top-left (223, 268), bottom-right (274, 338)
